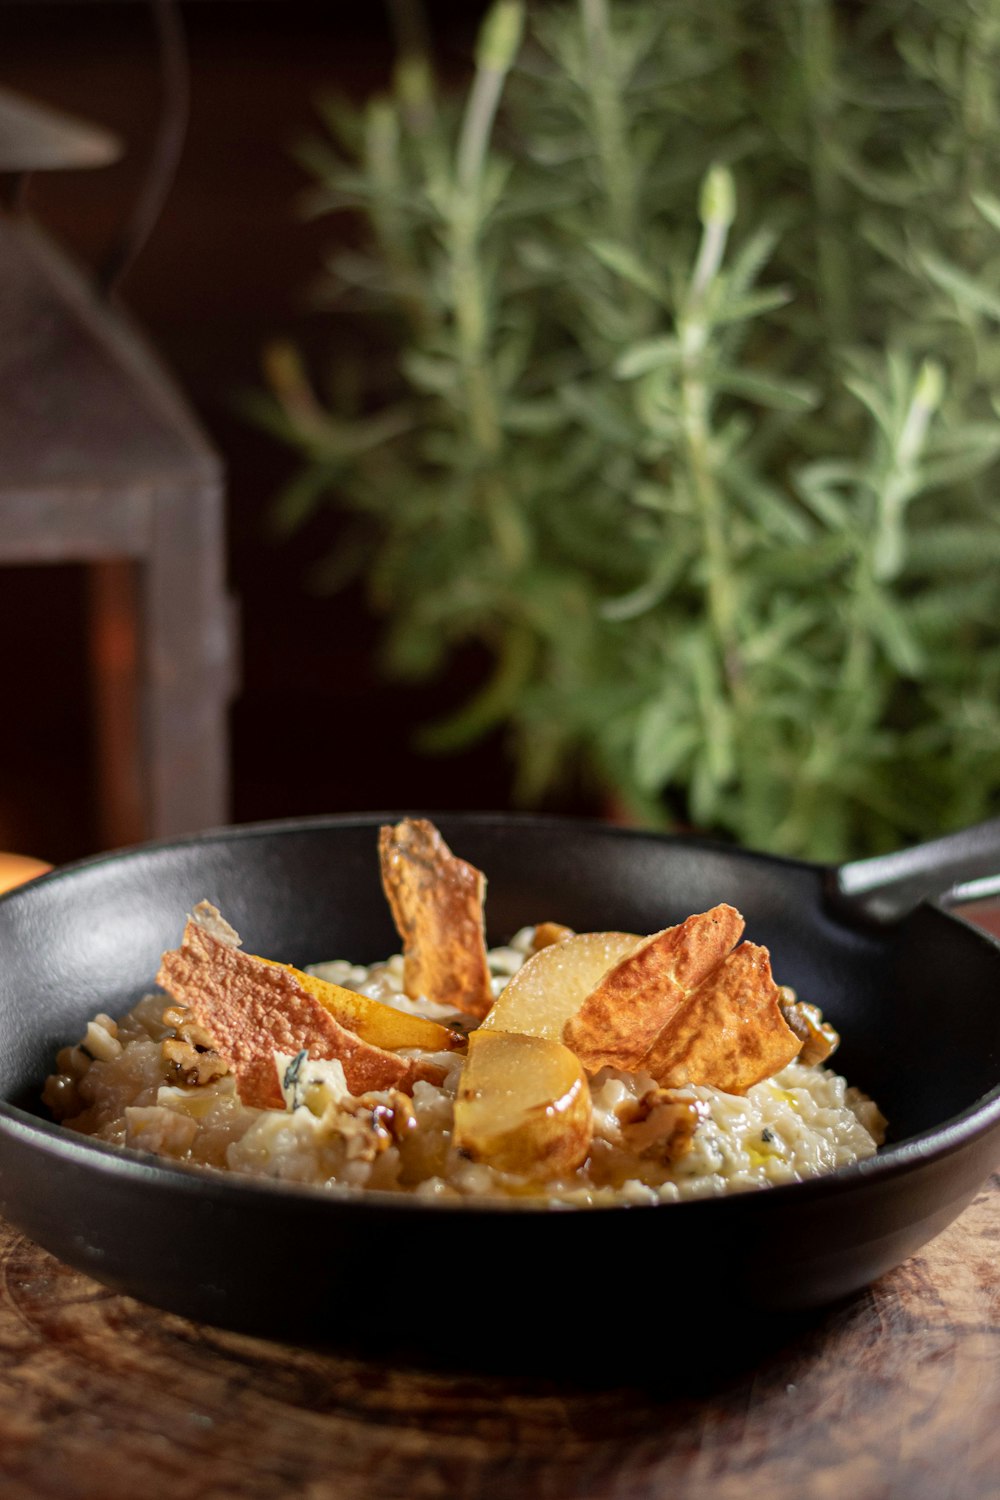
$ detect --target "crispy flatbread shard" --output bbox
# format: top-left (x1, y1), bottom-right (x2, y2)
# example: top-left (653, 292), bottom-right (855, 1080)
top-left (379, 818), bottom-right (493, 1018)
top-left (640, 941), bottom-right (804, 1094)
top-left (156, 908), bottom-right (431, 1110)
top-left (561, 904), bottom-right (745, 1074)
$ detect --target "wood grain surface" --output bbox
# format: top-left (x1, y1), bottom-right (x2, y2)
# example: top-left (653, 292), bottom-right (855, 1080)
top-left (0, 1176), bottom-right (996, 1500)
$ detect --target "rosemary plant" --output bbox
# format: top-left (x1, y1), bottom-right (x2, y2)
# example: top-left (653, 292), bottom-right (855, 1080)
top-left (258, 0), bottom-right (1000, 861)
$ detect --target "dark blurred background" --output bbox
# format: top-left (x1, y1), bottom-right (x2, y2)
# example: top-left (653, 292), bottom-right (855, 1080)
top-left (0, 0), bottom-right (539, 865)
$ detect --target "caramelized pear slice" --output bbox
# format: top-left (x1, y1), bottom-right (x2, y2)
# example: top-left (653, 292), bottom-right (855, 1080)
top-left (453, 1030), bottom-right (592, 1179)
top-left (256, 960), bottom-right (461, 1053)
top-left (479, 930), bottom-right (640, 1040)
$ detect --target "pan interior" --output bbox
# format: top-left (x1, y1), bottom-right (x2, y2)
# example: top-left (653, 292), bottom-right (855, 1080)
top-left (0, 815), bottom-right (998, 1149)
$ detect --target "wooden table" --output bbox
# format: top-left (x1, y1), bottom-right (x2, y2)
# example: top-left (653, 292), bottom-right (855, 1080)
top-left (0, 1173), bottom-right (996, 1499)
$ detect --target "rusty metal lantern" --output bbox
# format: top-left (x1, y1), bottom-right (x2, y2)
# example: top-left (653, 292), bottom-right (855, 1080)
top-left (0, 1), bottom-right (234, 850)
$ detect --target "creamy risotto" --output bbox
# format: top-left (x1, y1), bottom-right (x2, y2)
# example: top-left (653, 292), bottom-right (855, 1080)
top-left (44, 924), bottom-right (886, 1207)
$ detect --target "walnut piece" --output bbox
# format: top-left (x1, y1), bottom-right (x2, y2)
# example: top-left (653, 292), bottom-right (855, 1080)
top-left (778, 989), bottom-right (840, 1066)
top-left (530, 922), bottom-right (575, 953)
top-left (617, 1088), bottom-right (708, 1163)
top-left (336, 1090), bottom-right (417, 1164)
top-left (161, 1003), bottom-right (230, 1087)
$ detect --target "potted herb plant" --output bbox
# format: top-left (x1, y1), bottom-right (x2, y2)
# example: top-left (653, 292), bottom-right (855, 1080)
top-left (257, 0), bottom-right (1000, 861)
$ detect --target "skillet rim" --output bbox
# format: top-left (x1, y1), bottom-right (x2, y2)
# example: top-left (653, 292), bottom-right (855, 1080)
top-left (2, 808), bottom-right (1000, 1217)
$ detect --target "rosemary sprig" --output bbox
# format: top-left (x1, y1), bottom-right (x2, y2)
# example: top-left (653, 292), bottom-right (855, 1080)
top-left (262, 0), bottom-right (1000, 861)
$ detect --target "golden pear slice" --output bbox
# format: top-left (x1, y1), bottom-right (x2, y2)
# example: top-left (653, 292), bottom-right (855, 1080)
top-left (453, 1030), bottom-right (592, 1179)
top-left (479, 930), bottom-right (640, 1040)
top-left (256, 959), bottom-right (461, 1053)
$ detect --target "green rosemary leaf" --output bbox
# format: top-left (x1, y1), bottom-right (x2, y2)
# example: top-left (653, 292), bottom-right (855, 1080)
top-left (558, 381), bottom-right (641, 444)
top-left (714, 368), bottom-right (819, 412)
top-left (718, 459), bottom-right (813, 542)
top-left (862, 593), bottom-right (925, 678)
top-left (842, 375), bottom-right (894, 440)
top-left (629, 480), bottom-right (685, 515)
top-left (906, 577), bottom-right (1000, 635)
top-left (972, 191), bottom-right (1000, 234)
top-left (712, 284), bottom-right (794, 327)
top-left (417, 625), bottom-right (535, 753)
top-left (688, 754), bottom-right (723, 831)
top-left (740, 603), bottom-right (825, 666)
top-left (401, 350), bottom-right (459, 394)
top-left (919, 446), bottom-right (1000, 490)
top-left (903, 524), bottom-right (1000, 574)
top-left (382, 619), bottom-right (447, 679)
top-left (613, 337), bottom-right (681, 379)
top-left (588, 240), bottom-right (670, 303)
top-left (720, 221), bottom-right (780, 296)
top-left (268, 464), bottom-right (342, 537)
top-left (313, 91), bottom-right (369, 155)
top-left (632, 702), bottom-right (699, 792)
top-left (501, 399), bottom-right (566, 433)
top-left (599, 547), bottom-right (689, 622)
top-left (792, 461), bottom-right (859, 529)
top-left (925, 420), bottom-right (1000, 454)
top-left (918, 251), bottom-right (1000, 323)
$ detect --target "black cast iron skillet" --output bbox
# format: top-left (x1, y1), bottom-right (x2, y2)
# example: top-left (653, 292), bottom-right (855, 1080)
top-left (1, 812), bottom-right (999, 1368)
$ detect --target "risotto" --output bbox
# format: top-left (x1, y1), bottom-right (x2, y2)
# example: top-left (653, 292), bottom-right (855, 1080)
top-left (44, 821), bottom-right (886, 1206)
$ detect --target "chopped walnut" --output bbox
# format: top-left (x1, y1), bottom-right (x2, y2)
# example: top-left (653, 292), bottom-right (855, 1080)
top-left (54, 1043), bottom-right (92, 1082)
top-left (161, 1036), bottom-right (230, 1087)
top-left (43, 1014), bottom-right (122, 1119)
top-left (41, 1071), bottom-right (81, 1121)
top-left (778, 989), bottom-right (840, 1066)
top-left (161, 1003), bottom-right (229, 1087)
top-left (530, 922), bottom-right (575, 954)
top-left (162, 1003), bottom-right (218, 1051)
top-left (616, 1088), bottom-right (708, 1163)
top-left (336, 1090), bottom-right (417, 1163)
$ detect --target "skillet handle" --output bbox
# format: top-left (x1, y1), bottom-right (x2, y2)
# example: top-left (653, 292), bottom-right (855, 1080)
top-left (830, 817), bottom-right (1000, 924)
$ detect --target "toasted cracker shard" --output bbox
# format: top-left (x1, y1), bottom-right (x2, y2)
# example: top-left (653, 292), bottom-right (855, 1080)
top-left (379, 817), bottom-right (493, 1018)
top-left (640, 941), bottom-right (804, 1094)
top-left (562, 904), bottom-right (745, 1073)
top-left (156, 903), bottom-right (438, 1110)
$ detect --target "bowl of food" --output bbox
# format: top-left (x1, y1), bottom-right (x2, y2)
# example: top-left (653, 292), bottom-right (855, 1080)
top-left (1, 812), bottom-right (999, 1365)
